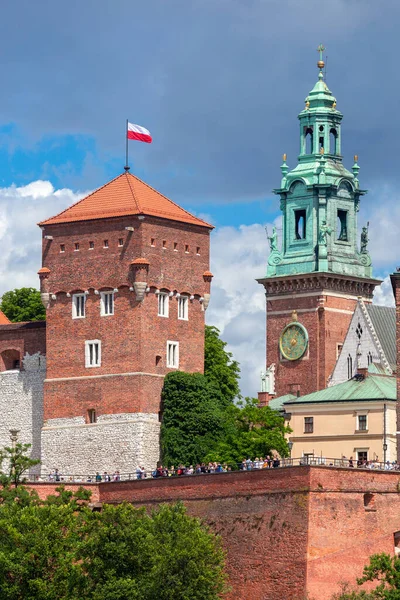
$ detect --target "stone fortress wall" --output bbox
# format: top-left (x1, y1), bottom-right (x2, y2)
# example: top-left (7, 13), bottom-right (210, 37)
top-left (0, 352), bottom-right (45, 474)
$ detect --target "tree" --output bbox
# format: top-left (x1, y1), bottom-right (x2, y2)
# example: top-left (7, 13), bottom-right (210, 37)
top-left (0, 442), bottom-right (41, 487)
top-left (332, 553), bottom-right (400, 599)
top-left (0, 287), bottom-right (45, 322)
top-left (204, 325), bottom-right (240, 405)
top-left (0, 488), bottom-right (227, 600)
top-left (205, 398), bottom-right (291, 466)
top-left (160, 371), bottom-right (228, 466)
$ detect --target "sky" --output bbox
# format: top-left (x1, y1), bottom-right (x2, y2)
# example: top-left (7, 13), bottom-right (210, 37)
top-left (0, 0), bottom-right (399, 397)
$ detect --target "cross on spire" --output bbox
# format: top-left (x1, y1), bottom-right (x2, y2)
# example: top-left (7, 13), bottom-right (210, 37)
top-left (317, 44), bottom-right (326, 75)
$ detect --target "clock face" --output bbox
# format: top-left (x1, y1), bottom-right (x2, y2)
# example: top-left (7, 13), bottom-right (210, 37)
top-left (279, 322), bottom-right (308, 361)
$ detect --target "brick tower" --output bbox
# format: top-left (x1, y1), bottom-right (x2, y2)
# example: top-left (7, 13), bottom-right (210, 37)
top-left (258, 49), bottom-right (380, 399)
top-left (38, 171), bottom-right (213, 474)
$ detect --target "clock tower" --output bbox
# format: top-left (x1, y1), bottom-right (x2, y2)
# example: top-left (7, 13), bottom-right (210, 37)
top-left (258, 48), bottom-right (380, 398)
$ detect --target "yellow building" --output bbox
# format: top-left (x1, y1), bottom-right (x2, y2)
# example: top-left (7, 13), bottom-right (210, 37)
top-left (271, 371), bottom-right (396, 465)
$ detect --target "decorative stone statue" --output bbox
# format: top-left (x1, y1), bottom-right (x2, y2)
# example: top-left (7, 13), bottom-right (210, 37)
top-left (268, 226), bottom-right (278, 252)
top-left (360, 224), bottom-right (369, 254)
top-left (318, 220), bottom-right (332, 246)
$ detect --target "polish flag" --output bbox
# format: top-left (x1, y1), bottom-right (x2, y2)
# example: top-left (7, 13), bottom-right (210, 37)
top-left (127, 122), bottom-right (152, 143)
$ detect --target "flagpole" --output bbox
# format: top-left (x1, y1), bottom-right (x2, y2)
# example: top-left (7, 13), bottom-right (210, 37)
top-left (124, 119), bottom-right (130, 171)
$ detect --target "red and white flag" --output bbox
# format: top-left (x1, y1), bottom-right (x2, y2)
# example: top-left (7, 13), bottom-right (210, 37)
top-left (127, 122), bottom-right (152, 143)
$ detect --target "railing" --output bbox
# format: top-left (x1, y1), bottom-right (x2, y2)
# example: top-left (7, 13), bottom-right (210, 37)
top-left (24, 457), bottom-right (400, 483)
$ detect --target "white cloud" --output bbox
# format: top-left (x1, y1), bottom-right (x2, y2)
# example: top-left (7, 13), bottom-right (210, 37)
top-left (206, 221), bottom-right (281, 398)
top-left (0, 180), bottom-right (86, 295)
top-left (0, 178), bottom-right (396, 400)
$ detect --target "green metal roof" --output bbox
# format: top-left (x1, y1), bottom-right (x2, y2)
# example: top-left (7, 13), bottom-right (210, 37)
top-left (284, 374), bottom-right (395, 405)
top-left (269, 393), bottom-right (296, 412)
top-left (365, 305), bottom-right (396, 370)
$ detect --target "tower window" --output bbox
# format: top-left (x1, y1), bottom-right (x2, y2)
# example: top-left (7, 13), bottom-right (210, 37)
top-left (60, 244), bottom-right (65, 253)
top-left (347, 354), bottom-right (353, 379)
top-left (74, 243), bottom-right (80, 251)
top-left (367, 351), bottom-right (373, 366)
top-left (295, 209), bottom-right (307, 240)
top-left (167, 341), bottom-right (179, 369)
top-left (100, 291), bottom-right (114, 316)
top-left (319, 136), bottom-right (324, 151)
top-left (330, 128), bottom-right (338, 154)
top-left (72, 294), bottom-right (86, 319)
top-left (158, 293), bottom-right (169, 317)
top-left (85, 340), bottom-right (101, 368)
top-left (337, 210), bottom-right (348, 241)
top-left (89, 241), bottom-right (94, 250)
top-left (118, 238), bottom-right (124, 247)
top-left (305, 127), bottom-right (313, 154)
top-left (178, 296), bottom-right (188, 320)
top-left (103, 240), bottom-right (109, 248)
top-left (356, 322), bottom-right (363, 340)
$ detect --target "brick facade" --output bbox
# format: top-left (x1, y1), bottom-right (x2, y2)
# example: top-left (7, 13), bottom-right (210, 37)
top-left (259, 274), bottom-right (378, 397)
top-left (38, 173), bottom-right (212, 473)
top-left (0, 321), bottom-right (46, 371)
top-left (28, 465), bottom-right (400, 600)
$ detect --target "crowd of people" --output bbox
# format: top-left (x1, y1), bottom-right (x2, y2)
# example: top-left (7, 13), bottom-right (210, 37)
top-left (44, 455), bottom-right (400, 483)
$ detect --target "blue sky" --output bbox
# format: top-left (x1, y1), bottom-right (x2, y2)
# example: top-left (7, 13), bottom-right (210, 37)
top-left (0, 0), bottom-right (399, 395)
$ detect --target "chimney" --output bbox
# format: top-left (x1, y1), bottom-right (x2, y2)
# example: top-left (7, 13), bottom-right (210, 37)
top-left (390, 269), bottom-right (400, 464)
top-left (357, 367), bottom-right (368, 378)
top-left (289, 383), bottom-right (301, 397)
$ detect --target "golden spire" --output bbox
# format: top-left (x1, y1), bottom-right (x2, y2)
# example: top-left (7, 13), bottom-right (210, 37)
top-left (317, 44), bottom-right (325, 71)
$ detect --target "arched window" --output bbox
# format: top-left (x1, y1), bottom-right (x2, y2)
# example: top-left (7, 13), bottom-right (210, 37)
top-left (305, 127), bottom-right (313, 154)
top-left (330, 128), bottom-right (338, 155)
top-left (347, 354), bottom-right (353, 380)
top-left (0, 349), bottom-right (21, 372)
top-left (367, 351), bottom-right (373, 366)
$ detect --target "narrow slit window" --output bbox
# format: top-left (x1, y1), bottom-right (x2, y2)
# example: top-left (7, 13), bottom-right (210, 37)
top-left (185, 244), bottom-right (189, 253)
top-left (196, 247), bottom-right (200, 255)
top-left (103, 240), bottom-right (109, 248)
top-left (74, 243), bottom-right (80, 251)
top-left (118, 238), bottom-right (124, 246)
top-left (88, 409), bottom-right (97, 423)
top-left (305, 127), bottom-right (313, 154)
top-left (337, 210), bottom-right (348, 241)
top-left (347, 354), bottom-right (353, 379)
top-left (60, 244), bottom-right (65, 253)
top-left (330, 128), bottom-right (338, 154)
top-left (174, 242), bottom-right (178, 251)
top-left (151, 238), bottom-right (155, 247)
top-left (162, 240), bottom-right (167, 249)
top-left (89, 241), bottom-right (94, 250)
top-left (295, 210), bottom-right (306, 240)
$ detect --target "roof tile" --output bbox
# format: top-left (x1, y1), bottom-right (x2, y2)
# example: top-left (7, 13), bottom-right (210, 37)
top-left (0, 311), bottom-right (10, 324)
top-left (39, 172), bottom-right (213, 229)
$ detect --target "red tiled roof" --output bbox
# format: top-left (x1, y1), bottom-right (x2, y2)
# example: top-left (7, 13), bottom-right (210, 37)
top-left (0, 311), bottom-right (10, 324)
top-left (39, 172), bottom-right (213, 229)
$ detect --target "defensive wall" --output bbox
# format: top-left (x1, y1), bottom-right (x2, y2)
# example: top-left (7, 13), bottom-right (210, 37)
top-left (28, 465), bottom-right (400, 600)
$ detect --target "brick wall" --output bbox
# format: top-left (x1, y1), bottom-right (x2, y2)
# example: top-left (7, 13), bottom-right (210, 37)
top-left (266, 292), bottom-right (358, 396)
top-left (390, 272), bottom-right (400, 463)
top-left (28, 466), bottom-right (400, 600)
top-left (0, 321), bottom-right (46, 371)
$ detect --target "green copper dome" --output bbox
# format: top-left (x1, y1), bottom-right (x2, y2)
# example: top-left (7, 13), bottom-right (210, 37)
top-left (265, 50), bottom-right (373, 280)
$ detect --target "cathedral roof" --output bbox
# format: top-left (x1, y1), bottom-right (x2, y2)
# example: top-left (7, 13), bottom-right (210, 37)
top-left (39, 172), bottom-right (213, 229)
top-left (284, 373), bottom-right (395, 405)
top-left (365, 305), bottom-right (396, 370)
top-left (0, 310), bottom-right (10, 324)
